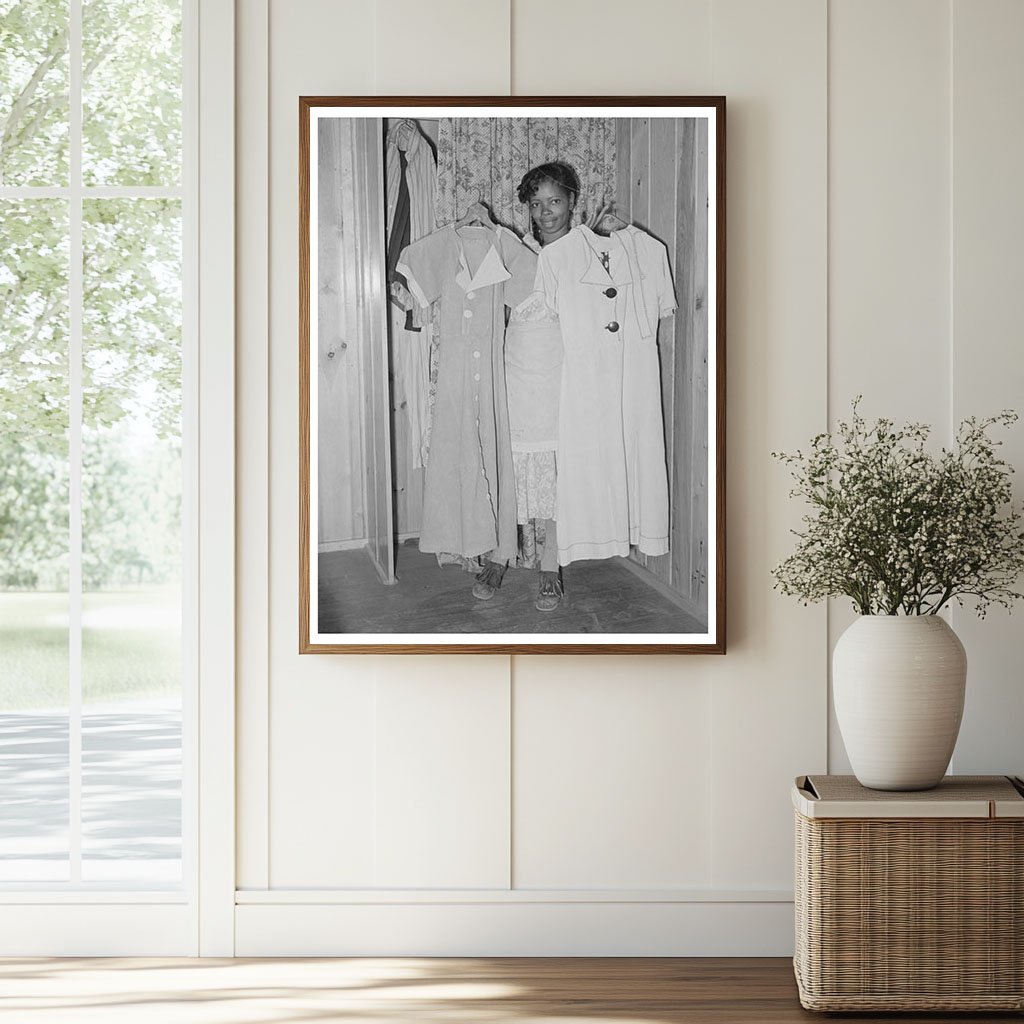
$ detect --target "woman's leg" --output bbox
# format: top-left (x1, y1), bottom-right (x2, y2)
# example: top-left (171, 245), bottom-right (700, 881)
top-left (540, 519), bottom-right (558, 572)
top-left (536, 519), bottom-right (563, 611)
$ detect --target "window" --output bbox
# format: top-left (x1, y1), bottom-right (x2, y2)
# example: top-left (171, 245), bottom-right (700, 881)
top-left (0, 0), bottom-right (192, 890)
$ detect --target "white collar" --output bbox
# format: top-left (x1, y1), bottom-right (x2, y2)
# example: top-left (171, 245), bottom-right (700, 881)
top-left (453, 225), bottom-right (512, 292)
top-left (576, 224), bottom-right (631, 287)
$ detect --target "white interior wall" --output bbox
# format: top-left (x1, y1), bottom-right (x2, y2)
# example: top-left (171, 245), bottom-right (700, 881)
top-left (234, 0), bottom-right (1024, 956)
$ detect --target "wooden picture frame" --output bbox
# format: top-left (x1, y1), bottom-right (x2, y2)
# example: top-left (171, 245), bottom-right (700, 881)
top-left (300, 97), bottom-right (725, 653)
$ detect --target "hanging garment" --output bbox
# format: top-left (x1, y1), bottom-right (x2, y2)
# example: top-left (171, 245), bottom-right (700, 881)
top-left (397, 224), bottom-right (536, 561)
top-left (386, 119), bottom-right (436, 245)
top-left (385, 119), bottom-right (438, 471)
top-left (386, 148), bottom-right (413, 283)
top-left (506, 289), bottom-right (562, 522)
top-left (536, 223), bottom-right (677, 565)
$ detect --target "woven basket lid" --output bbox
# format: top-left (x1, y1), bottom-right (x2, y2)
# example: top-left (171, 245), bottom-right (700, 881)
top-left (793, 774), bottom-right (1024, 819)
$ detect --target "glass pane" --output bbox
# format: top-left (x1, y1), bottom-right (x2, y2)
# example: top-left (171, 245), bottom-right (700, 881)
top-left (0, 0), bottom-right (70, 186)
top-left (82, 0), bottom-right (181, 186)
top-left (81, 198), bottom-right (182, 884)
top-left (0, 199), bottom-right (70, 881)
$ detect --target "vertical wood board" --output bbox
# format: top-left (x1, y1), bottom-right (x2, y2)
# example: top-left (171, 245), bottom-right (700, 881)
top-left (355, 119), bottom-right (395, 583)
top-left (317, 119), bottom-right (363, 544)
top-left (615, 117), bottom-right (632, 223)
top-left (671, 120), bottom-right (699, 601)
top-left (629, 117), bottom-right (652, 232)
top-left (338, 117), bottom-right (367, 545)
top-left (689, 118), bottom-right (709, 606)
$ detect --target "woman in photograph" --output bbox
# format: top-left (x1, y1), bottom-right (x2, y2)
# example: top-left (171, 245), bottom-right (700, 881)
top-left (492, 161), bottom-right (578, 611)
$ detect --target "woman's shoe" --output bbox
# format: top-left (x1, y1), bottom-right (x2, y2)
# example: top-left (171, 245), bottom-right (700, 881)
top-left (472, 560), bottom-right (508, 601)
top-left (535, 570), bottom-right (563, 612)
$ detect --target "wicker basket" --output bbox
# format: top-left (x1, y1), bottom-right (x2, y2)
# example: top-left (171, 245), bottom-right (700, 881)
top-left (793, 775), bottom-right (1024, 1012)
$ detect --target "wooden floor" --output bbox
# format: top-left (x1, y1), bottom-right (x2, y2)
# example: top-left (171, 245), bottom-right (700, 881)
top-left (318, 541), bottom-right (706, 635)
top-left (0, 957), bottom-right (1019, 1022)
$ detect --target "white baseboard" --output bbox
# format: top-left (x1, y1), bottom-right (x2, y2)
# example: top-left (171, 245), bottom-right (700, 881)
top-left (235, 898), bottom-right (795, 957)
top-left (0, 903), bottom-right (195, 956)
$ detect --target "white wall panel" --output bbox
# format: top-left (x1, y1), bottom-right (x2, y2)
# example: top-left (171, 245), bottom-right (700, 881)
top-left (707, 0), bottom-right (828, 889)
top-left (512, 0), bottom-right (711, 94)
top-left (367, 0), bottom-right (514, 892)
top-left (264, 0), bottom-right (515, 893)
top-left (265, 0), bottom-right (376, 888)
top-left (828, 0), bottom-right (951, 426)
top-left (374, 658), bottom-right (511, 888)
top-left (269, 670), bottom-right (377, 887)
top-left (376, 0), bottom-right (510, 94)
top-left (513, 657), bottom-right (712, 889)
top-left (827, 0), bottom-right (952, 774)
top-left (949, 0), bottom-right (1024, 778)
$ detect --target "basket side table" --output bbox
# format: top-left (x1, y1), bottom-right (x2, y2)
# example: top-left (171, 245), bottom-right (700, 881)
top-left (793, 774), bottom-right (1024, 1012)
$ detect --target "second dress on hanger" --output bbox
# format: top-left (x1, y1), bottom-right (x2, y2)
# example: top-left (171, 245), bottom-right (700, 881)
top-left (397, 224), bottom-right (536, 562)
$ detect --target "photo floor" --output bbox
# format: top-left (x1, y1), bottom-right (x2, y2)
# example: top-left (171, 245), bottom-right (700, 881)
top-left (318, 541), bottom-right (705, 635)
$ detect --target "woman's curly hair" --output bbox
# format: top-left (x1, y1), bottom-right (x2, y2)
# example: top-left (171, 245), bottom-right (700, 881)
top-left (516, 161), bottom-right (581, 204)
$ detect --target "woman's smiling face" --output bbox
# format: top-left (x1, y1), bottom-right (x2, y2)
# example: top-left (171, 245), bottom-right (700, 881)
top-left (529, 179), bottom-right (574, 242)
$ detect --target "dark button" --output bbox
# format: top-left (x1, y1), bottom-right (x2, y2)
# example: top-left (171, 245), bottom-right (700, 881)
top-left (604, 287), bottom-right (617, 298)
top-left (605, 321), bottom-right (620, 333)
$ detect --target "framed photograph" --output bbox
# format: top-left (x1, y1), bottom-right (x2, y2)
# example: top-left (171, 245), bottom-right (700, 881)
top-left (300, 97), bottom-right (725, 653)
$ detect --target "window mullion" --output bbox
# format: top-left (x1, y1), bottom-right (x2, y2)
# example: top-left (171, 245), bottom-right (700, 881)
top-left (0, 187), bottom-right (184, 200)
top-left (68, 0), bottom-right (84, 885)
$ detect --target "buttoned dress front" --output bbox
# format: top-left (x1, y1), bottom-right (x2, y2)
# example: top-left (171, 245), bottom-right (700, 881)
top-left (397, 224), bottom-right (535, 562)
top-left (536, 224), bottom-right (677, 565)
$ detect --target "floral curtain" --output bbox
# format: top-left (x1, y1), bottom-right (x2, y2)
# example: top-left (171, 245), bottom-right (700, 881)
top-left (436, 118), bottom-right (618, 239)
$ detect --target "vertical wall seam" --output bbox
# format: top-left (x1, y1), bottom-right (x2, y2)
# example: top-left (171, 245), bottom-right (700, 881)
top-left (947, 0), bottom-right (954, 447)
top-left (946, 0), bottom-right (957, 771)
top-left (824, 0), bottom-right (832, 772)
top-left (507, 0), bottom-right (514, 95)
top-left (371, 666), bottom-right (379, 887)
top-left (262, 0), bottom-right (271, 889)
top-left (372, 0), bottom-right (379, 92)
top-left (947, 0), bottom-right (955, 449)
top-left (508, 656), bottom-right (514, 890)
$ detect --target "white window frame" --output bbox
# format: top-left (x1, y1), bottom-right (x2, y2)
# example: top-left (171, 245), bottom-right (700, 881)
top-left (0, 0), bottom-right (234, 956)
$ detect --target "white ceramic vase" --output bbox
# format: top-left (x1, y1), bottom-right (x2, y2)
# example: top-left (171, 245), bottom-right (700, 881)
top-left (833, 615), bottom-right (967, 791)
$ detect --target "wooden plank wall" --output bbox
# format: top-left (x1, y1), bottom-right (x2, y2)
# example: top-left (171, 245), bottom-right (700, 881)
top-left (618, 117), bottom-right (709, 614)
top-left (685, 118), bottom-right (709, 609)
top-left (317, 118), bottom-right (365, 546)
top-left (355, 118), bottom-right (395, 582)
top-left (319, 118), bottom-right (428, 547)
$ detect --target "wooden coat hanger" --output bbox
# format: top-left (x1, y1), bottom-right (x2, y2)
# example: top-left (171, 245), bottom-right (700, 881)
top-left (590, 201), bottom-right (630, 232)
top-left (455, 199), bottom-right (496, 230)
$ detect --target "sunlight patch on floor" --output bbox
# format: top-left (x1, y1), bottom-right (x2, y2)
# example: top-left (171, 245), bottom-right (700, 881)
top-left (0, 958), bottom-right (682, 1023)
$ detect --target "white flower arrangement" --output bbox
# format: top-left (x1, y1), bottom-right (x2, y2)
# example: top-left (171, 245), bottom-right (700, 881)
top-left (772, 401), bottom-right (1024, 616)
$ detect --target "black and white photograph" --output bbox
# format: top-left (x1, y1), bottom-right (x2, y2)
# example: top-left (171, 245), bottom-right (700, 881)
top-left (300, 98), bottom-right (725, 653)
